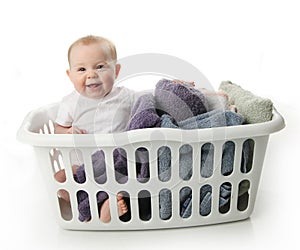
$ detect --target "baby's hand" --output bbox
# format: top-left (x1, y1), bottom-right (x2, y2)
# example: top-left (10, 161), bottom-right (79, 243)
top-left (172, 79), bottom-right (195, 87)
top-left (67, 126), bottom-right (87, 134)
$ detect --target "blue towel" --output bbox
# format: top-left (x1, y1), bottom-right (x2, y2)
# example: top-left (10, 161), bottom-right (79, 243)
top-left (160, 109), bottom-right (244, 180)
top-left (160, 110), bottom-right (247, 218)
top-left (161, 109), bottom-right (244, 129)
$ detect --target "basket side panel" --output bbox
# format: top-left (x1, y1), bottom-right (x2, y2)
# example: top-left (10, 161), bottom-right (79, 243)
top-left (31, 134), bottom-right (269, 230)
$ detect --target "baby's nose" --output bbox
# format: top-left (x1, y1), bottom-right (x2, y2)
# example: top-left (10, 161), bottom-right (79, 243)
top-left (87, 70), bottom-right (98, 79)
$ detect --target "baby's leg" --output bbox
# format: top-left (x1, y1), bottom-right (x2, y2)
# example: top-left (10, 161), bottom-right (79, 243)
top-left (54, 169), bottom-right (69, 201)
top-left (54, 169), bottom-right (66, 183)
top-left (99, 194), bottom-right (128, 223)
top-left (54, 165), bottom-right (79, 183)
top-left (54, 165), bottom-right (80, 202)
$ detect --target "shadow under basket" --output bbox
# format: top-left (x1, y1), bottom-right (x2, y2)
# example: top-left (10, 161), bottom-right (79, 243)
top-left (17, 103), bottom-right (285, 230)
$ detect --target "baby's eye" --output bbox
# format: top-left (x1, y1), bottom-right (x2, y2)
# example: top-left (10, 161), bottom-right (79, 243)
top-left (96, 65), bottom-right (104, 70)
top-left (78, 67), bottom-right (86, 72)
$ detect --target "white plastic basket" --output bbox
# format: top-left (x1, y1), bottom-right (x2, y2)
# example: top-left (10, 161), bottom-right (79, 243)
top-left (17, 103), bottom-right (285, 230)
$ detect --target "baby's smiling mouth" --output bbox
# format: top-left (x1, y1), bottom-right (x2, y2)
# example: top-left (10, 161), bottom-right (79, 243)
top-left (86, 83), bottom-right (102, 88)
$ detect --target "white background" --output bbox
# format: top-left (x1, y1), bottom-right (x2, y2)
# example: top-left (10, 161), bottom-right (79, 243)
top-left (1, 0), bottom-right (299, 249)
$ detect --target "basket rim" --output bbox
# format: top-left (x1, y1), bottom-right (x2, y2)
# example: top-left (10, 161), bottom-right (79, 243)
top-left (17, 103), bottom-right (285, 147)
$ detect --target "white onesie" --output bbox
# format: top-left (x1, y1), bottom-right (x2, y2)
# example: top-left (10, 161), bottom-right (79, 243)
top-left (56, 86), bottom-right (139, 134)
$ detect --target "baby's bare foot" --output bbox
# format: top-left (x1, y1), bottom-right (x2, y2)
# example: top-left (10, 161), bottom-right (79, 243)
top-left (99, 194), bottom-right (128, 223)
top-left (100, 199), bottom-right (111, 223)
top-left (117, 193), bottom-right (128, 216)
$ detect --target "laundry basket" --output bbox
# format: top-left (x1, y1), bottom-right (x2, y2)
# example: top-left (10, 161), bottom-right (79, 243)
top-left (17, 103), bottom-right (285, 230)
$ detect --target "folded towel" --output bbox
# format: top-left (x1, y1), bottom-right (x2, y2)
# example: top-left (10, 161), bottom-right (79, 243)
top-left (219, 81), bottom-right (273, 124)
top-left (155, 79), bottom-right (208, 122)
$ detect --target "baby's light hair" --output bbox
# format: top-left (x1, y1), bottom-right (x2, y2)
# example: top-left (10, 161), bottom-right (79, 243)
top-left (67, 35), bottom-right (117, 65)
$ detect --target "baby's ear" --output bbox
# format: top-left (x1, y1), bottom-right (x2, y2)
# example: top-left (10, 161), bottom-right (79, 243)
top-left (66, 69), bottom-right (71, 78)
top-left (66, 69), bottom-right (74, 81)
top-left (115, 64), bottom-right (121, 78)
top-left (66, 69), bottom-right (74, 85)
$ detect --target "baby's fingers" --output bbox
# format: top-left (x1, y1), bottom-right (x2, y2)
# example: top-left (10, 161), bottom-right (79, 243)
top-left (68, 127), bottom-right (87, 134)
top-left (172, 79), bottom-right (195, 86)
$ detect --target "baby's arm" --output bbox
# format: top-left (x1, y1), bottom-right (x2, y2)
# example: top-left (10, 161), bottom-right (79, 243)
top-left (54, 123), bottom-right (87, 134)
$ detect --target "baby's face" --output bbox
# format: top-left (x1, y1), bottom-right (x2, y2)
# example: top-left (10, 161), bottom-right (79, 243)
top-left (67, 42), bottom-right (120, 99)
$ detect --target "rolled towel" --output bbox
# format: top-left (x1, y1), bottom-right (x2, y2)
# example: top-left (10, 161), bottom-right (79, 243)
top-left (219, 81), bottom-right (273, 124)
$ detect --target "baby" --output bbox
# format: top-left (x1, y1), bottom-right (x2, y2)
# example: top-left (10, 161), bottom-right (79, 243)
top-left (54, 35), bottom-right (138, 223)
